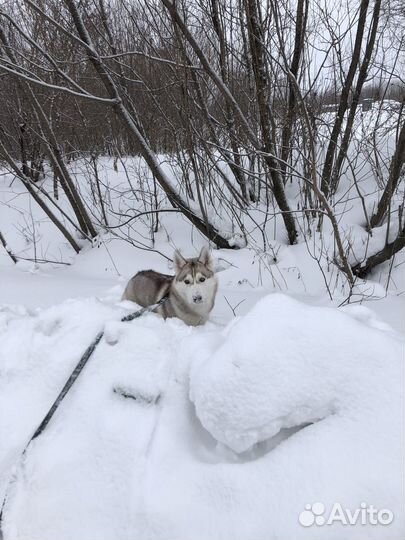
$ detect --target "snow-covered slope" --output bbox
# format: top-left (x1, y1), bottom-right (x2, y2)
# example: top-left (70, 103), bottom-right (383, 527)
top-left (0, 294), bottom-right (403, 540)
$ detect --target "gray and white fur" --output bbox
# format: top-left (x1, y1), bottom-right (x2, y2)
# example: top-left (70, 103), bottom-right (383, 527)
top-left (122, 246), bottom-right (218, 326)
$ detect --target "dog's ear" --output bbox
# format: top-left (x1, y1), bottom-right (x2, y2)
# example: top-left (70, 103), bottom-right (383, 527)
top-left (173, 249), bottom-right (186, 272)
top-left (198, 246), bottom-right (213, 270)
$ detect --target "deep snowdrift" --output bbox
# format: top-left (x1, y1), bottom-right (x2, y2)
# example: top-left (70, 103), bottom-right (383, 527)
top-left (0, 294), bottom-right (403, 540)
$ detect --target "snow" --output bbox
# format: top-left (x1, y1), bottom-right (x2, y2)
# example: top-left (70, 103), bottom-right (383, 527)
top-left (1, 102), bottom-right (405, 538)
top-left (0, 294), bottom-right (403, 540)
top-left (190, 294), bottom-right (403, 453)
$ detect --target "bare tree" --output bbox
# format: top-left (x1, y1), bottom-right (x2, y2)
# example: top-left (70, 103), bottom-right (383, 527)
top-left (0, 0), bottom-right (403, 281)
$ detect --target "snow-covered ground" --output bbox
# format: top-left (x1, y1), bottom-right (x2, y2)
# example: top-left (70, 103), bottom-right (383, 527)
top-left (0, 293), bottom-right (403, 539)
top-left (1, 245), bottom-right (403, 540)
top-left (0, 108), bottom-right (404, 539)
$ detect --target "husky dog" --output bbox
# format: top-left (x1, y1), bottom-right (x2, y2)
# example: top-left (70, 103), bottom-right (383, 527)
top-left (122, 247), bottom-right (218, 326)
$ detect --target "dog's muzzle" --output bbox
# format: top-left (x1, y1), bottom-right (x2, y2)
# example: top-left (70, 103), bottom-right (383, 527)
top-left (193, 294), bottom-right (203, 304)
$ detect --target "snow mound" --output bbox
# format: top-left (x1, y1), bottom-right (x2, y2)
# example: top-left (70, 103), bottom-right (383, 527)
top-left (190, 294), bottom-right (402, 452)
top-left (0, 295), bottom-right (403, 540)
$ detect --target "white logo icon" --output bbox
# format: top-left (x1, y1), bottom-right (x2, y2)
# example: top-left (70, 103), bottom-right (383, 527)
top-left (298, 502), bottom-right (325, 527)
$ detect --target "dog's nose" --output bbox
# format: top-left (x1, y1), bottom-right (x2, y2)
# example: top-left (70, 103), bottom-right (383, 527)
top-left (193, 294), bottom-right (203, 303)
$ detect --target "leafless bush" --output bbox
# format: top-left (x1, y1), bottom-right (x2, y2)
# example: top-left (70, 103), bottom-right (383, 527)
top-left (0, 0), bottom-right (403, 289)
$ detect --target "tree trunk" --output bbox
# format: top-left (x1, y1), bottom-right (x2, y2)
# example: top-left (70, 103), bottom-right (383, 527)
top-left (0, 23), bottom-right (97, 239)
top-left (329, 0), bottom-right (382, 195)
top-left (320, 0), bottom-right (370, 196)
top-left (210, 0), bottom-right (251, 203)
top-left (162, 0), bottom-right (298, 244)
top-left (0, 230), bottom-right (17, 263)
top-left (352, 224), bottom-right (405, 277)
top-left (370, 112), bottom-right (405, 227)
top-left (279, 0), bottom-right (308, 182)
top-left (0, 140), bottom-right (81, 254)
top-left (244, 0), bottom-right (298, 244)
top-left (64, 0), bottom-right (233, 249)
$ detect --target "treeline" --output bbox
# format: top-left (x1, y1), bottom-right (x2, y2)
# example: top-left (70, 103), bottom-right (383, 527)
top-left (0, 0), bottom-right (404, 287)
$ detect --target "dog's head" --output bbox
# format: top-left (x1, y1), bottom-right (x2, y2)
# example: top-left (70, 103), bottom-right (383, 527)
top-left (173, 247), bottom-right (217, 307)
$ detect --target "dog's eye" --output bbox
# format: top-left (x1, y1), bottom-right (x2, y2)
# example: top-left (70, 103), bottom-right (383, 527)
top-left (184, 279), bottom-right (191, 285)
top-left (199, 277), bottom-right (206, 283)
